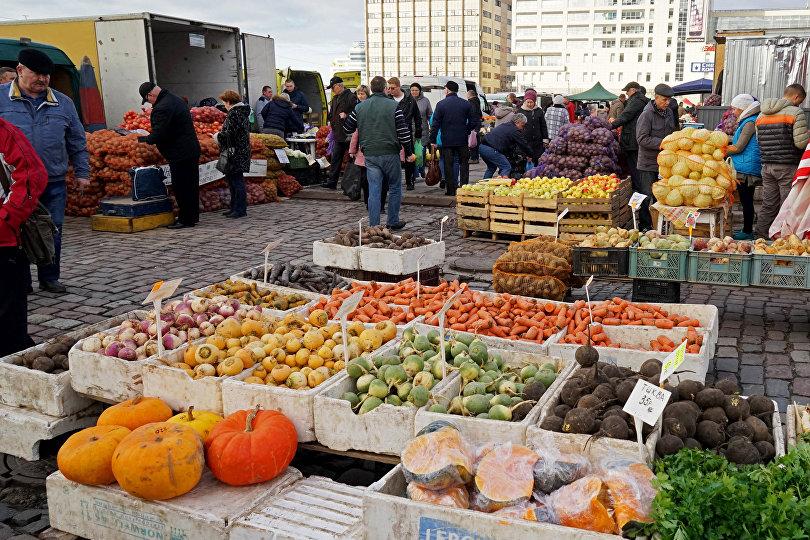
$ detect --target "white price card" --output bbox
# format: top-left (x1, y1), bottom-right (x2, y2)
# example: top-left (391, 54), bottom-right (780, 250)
top-left (628, 192), bottom-right (647, 209)
top-left (584, 275), bottom-right (594, 327)
top-left (336, 291), bottom-right (365, 321)
top-left (439, 215), bottom-right (449, 242)
top-left (438, 289), bottom-right (465, 379)
top-left (274, 148), bottom-right (290, 164)
top-left (262, 239), bottom-right (284, 284)
top-left (142, 279), bottom-right (183, 304)
top-left (555, 207), bottom-right (569, 240)
top-left (659, 339), bottom-right (688, 384)
top-left (622, 379), bottom-right (671, 427)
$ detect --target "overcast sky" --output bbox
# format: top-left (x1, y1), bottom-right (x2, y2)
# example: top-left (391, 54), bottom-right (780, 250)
top-left (3, 0), bottom-right (365, 83)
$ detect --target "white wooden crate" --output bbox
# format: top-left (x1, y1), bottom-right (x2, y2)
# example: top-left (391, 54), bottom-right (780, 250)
top-left (0, 312), bottom-right (135, 416)
top-left (548, 325), bottom-right (712, 384)
top-left (364, 465), bottom-right (619, 540)
top-left (0, 402), bottom-right (102, 460)
top-left (190, 282), bottom-right (322, 314)
top-left (46, 468), bottom-right (302, 540)
top-left (230, 476), bottom-right (365, 540)
top-left (410, 320), bottom-right (565, 356)
top-left (413, 355), bottom-right (574, 448)
top-left (357, 240), bottom-right (445, 275)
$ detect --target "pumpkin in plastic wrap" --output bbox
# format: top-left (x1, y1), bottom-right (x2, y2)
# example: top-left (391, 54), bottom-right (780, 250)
top-left (96, 396), bottom-right (173, 431)
top-left (549, 475), bottom-right (616, 534)
top-left (112, 422), bottom-right (204, 500)
top-left (658, 149), bottom-right (677, 168)
top-left (406, 482), bottom-right (470, 509)
top-left (694, 193), bottom-right (713, 208)
top-left (469, 444), bottom-right (538, 513)
top-left (57, 425), bottom-right (131, 485)
top-left (671, 161), bottom-right (690, 178)
top-left (604, 462), bottom-right (655, 531)
top-left (401, 424), bottom-right (472, 490)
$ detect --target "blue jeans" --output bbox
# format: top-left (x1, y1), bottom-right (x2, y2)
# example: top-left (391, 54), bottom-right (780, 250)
top-left (365, 154), bottom-right (402, 226)
top-left (479, 144), bottom-right (511, 179)
top-left (38, 179), bottom-right (66, 282)
top-left (417, 145), bottom-right (427, 177)
top-left (225, 170), bottom-right (247, 216)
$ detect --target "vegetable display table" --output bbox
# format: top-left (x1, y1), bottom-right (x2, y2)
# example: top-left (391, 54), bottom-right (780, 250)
top-left (286, 137), bottom-right (318, 161)
top-left (654, 203), bottom-right (727, 239)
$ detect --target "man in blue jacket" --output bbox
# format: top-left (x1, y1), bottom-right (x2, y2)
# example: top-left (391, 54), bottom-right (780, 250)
top-left (429, 81), bottom-right (480, 196)
top-left (479, 114), bottom-right (533, 179)
top-left (282, 79), bottom-right (311, 123)
top-left (0, 48), bottom-right (89, 294)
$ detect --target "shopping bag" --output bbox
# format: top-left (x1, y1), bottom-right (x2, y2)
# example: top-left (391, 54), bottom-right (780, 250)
top-left (468, 130), bottom-right (478, 148)
top-left (425, 151), bottom-right (441, 187)
top-left (341, 161), bottom-right (362, 201)
top-left (415, 140), bottom-right (424, 167)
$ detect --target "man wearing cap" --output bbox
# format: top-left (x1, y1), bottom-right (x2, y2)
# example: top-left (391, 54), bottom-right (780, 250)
top-left (323, 76), bottom-right (357, 189)
top-left (634, 83), bottom-right (676, 230)
top-left (0, 48), bottom-right (89, 294)
top-left (611, 82), bottom-right (649, 211)
top-left (137, 82), bottom-right (201, 229)
top-left (430, 81), bottom-right (480, 196)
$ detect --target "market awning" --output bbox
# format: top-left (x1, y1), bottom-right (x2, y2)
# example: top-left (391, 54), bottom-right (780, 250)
top-left (672, 78), bottom-right (714, 96)
top-left (566, 82), bottom-right (618, 101)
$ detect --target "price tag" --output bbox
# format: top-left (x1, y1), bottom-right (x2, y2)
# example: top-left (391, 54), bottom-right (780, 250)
top-left (659, 339), bottom-right (688, 384)
top-left (316, 157), bottom-right (330, 169)
top-left (584, 275), bottom-right (594, 333)
top-left (336, 291), bottom-right (365, 364)
top-left (358, 217), bottom-right (366, 247)
top-left (274, 148), bottom-right (290, 164)
top-left (555, 207), bottom-right (569, 240)
top-left (142, 279), bottom-right (183, 361)
top-left (628, 193), bottom-right (646, 231)
top-left (262, 239), bottom-right (284, 284)
top-left (438, 289), bottom-right (464, 380)
top-left (623, 379), bottom-right (671, 427)
top-left (439, 215), bottom-right (449, 243)
top-left (685, 211), bottom-right (700, 228)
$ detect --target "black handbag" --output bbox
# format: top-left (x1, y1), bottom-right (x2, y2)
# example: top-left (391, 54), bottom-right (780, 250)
top-left (216, 147), bottom-right (232, 173)
top-left (0, 159), bottom-right (56, 266)
top-left (341, 161), bottom-right (362, 201)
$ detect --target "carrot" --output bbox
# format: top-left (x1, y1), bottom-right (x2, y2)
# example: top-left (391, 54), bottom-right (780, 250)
top-left (677, 319), bottom-right (701, 327)
top-left (355, 314), bottom-right (371, 323)
top-left (657, 335), bottom-right (675, 348)
top-left (525, 326), bottom-right (539, 340)
top-left (640, 318), bottom-right (657, 327)
top-left (655, 319), bottom-right (675, 329)
top-left (450, 323), bottom-right (466, 331)
top-left (491, 326), bottom-right (508, 338)
top-left (510, 325), bottom-right (528, 336)
top-left (687, 344), bottom-right (701, 354)
top-left (601, 317), bottom-right (622, 325)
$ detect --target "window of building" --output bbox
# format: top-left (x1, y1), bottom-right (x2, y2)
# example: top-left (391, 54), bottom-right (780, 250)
top-left (664, 72), bottom-right (670, 81)
top-left (482, 26), bottom-right (492, 33)
top-left (668, 8), bottom-right (673, 16)
top-left (542, 13), bottom-right (564, 24)
top-left (483, 10), bottom-right (491, 18)
top-left (645, 72), bottom-right (651, 82)
top-left (568, 11), bottom-right (590, 22)
top-left (523, 55), bottom-right (539, 66)
top-left (621, 24), bottom-right (644, 34)
top-left (668, 23), bottom-right (673, 32)
top-left (609, 72), bottom-right (615, 81)
top-left (567, 25), bottom-right (590, 36)
top-left (647, 53), bottom-right (652, 62)
top-left (666, 53), bottom-right (671, 62)
top-left (481, 41), bottom-right (491, 48)
top-left (541, 55), bottom-right (562, 66)
top-left (648, 37), bottom-right (653, 47)
top-left (619, 53), bottom-right (624, 62)
top-left (621, 10), bottom-right (644, 19)
top-left (667, 37), bottom-right (672, 46)
top-left (494, 44), bottom-right (501, 51)
top-left (542, 25), bottom-right (563, 36)
top-left (637, 53), bottom-right (643, 62)
top-left (431, 41), bottom-right (443, 47)
top-left (495, 14), bottom-right (501, 22)
top-left (620, 38), bottom-right (643, 48)
top-left (495, 30), bottom-right (501, 36)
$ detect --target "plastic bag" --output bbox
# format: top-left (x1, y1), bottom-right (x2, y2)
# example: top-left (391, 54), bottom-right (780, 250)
top-left (341, 162), bottom-right (362, 201)
top-left (406, 482), bottom-right (470, 509)
top-left (469, 443), bottom-right (538, 513)
top-left (530, 431), bottom-right (591, 495)
top-left (415, 140), bottom-right (424, 167)
top-left (599, 458), bottom-right (655, 532)
top-left (548, 475), bottom-right (616, 534)
top-left (401, 424), bottom-right (473, 491)
top-left (492, 499), bottom-right (556, 523)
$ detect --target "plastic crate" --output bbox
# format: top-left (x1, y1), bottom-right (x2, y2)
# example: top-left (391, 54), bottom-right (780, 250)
top-left (751, 253), bottom-right (810, 289)
top-left (687, 251), bottom-right (752, 286)
top-left (632, 279), bottom-right (681, 303)
top-left (285, 155), bottom-right (311, 169)
top-left (571, 246), bottom-right (629, 277)
top-left (629, 247), bottom-right (688, 281)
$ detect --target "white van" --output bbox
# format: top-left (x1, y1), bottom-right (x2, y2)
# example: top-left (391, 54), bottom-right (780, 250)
top-left (400, 76), bottom-right (490, 115)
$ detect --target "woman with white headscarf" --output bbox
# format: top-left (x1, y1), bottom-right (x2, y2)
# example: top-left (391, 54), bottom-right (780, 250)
top-left (726, 93), bottom-right (761, 240)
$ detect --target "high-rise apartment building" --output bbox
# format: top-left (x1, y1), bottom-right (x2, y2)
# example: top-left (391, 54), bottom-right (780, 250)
top-left (365, 0), bottom-right (515, 93)
top-left (511, 0), bottom-right (710, 95)
top-left (332, 41), bottom-right (367, 73)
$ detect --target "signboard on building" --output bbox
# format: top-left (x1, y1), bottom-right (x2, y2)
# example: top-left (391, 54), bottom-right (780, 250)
top-left (691, 62), bottom-right (715, 73)
top-left (687, 0), bottom-right (708, 42)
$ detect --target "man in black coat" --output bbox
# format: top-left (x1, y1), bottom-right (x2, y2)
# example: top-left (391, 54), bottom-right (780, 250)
top-left (610, 82), bottom-right (649, 207)
top-left (430, 81), bottom-right (481, 196)
top-left (387, 77), bottom-right (422, 190)
top-left (137, 82), bottom-right (201, 228)
top-left (323, 77), bottom-right (358, 189)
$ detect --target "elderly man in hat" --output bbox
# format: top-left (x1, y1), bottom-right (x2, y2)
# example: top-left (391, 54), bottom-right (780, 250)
top-left (634, 83), bottom-right (676, 230)
top-left (323, 76), bottom-right (358, 189)
top-left (137, 82), bottom-right (201, 229)
top-left (0, 48), bottom-right (89, 294)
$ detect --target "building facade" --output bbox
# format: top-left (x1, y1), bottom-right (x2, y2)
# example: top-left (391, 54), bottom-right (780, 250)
top-left (511, 0), bottom-right (712, 96)
top-left (332, 41), bottom-right (367, 73)
top-left (365, 0), bottom-right (514, 93)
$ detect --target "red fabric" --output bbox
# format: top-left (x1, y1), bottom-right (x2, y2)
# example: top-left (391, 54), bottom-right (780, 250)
top-left (794, 140), bottom-right (810, 185)
top-left (0, 119), bottom-right (48, 247)
top-left (566, 101), bottom-right (576, 122)
top-left (79, 86), bottom-right (107, 128)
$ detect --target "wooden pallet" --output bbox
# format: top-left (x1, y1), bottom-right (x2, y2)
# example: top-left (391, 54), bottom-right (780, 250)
top-left (457, 215), bottom-right (490, 236)
top-left (91, 212), bottom-right (175, 233)
top-left (456, 192), bottom-right (490, 219)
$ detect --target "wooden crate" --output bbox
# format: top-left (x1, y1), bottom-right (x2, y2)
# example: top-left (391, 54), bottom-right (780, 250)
top-left (91, 212), bottom-right (175, 233)
top-left (489, 193), bottom-right (524, 207)
top-left (522, 195), bottom-right (558, 236)
top-left (457, 215), bottom-right (490, 235)
top-left (456, 192), bottom-right (490, 219)
top-left (557, 177), bottom-right (633, 234)
top-left (490, 213), bottom-right (524, 237)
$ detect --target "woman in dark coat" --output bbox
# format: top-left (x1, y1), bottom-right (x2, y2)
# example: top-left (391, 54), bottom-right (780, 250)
top-left (215, 90), bottom-right (251, 218)
top-left (467, 90), bottom-right (484, 162)
top-left (519, 89), bottom-right (549, 166)
top-left (261, 93), bottom-right (305, 137)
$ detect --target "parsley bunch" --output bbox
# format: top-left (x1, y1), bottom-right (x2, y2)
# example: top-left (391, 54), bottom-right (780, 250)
top-left (626, 443), bottom-right (810, 539)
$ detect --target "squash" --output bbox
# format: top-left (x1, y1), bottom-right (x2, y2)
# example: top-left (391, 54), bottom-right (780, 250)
top-left (401, 425), bottom-right (472, 490)
top-left (167, 406), bottom-right (223, 440)
top-left (406, 482), bottom-right (469, 509)
top-left (604, 462), bottom-right (655, 531)
top-left (57, 425), bottom-right (131, 485)
top-left (205, 406), bottom-right (297, 486)
top-left (470, 444), bottom-right (538, 513)
top-left (112, 422), bottom-right (204, 500)
top-left (96, 396), bottom-right (173, 430)
top-left (549, 475), bottom-right (616, 534)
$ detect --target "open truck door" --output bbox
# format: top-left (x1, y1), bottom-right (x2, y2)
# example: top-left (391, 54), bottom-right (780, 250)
top-left (241, 33), bottom-right (276, 112)
top-left (277, 67), bottom-right (327, 127)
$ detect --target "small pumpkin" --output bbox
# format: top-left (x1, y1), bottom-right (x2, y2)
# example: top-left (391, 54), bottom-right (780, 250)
top-left (167, 406), bottom-right (223, 440)
top-left (57, 425), bottom-right (131, 485)
top-left (96, 396), bottom-right (173, 430)
top-left (112, 422), bottom-right (204, 500)
top-left (205, 406), bottom-right (297, 486)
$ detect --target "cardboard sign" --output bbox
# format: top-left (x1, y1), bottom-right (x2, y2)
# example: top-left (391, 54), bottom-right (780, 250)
top-left (336, 291), bottom-right (365, 363)
top-left (247, 159), bottom-right (268, 177)
top-left (142, 279), bottom-right (182, 305)
top-left (623, 379), bottom-right (671, 427)
top-left (438, 289), bottom-right (464, 380)
top-left (686, 211), bottom-right (700, 229)
top-left (274, 149), bottom-right (290, 164)
top-left (439, 215), bottom-right (449, 242)
top-left (660, 340), bottom-right (688, 384)
top-left (584, 275), bottom-right (594, 329)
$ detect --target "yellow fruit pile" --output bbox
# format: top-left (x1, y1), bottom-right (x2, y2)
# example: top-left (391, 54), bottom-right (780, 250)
top-left (176, 310), bottom-right (396, 389)
top-left (652, 128), bottom-right (734, 208)
top-left (754, 235), bottom-right (810, 256)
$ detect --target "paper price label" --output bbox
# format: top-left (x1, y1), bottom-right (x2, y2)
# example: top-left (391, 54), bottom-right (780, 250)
top-left (335, 291), bottom-right (364, 320)
top-left (686, 211), bottom-right (700, 229)
top-left (623, 379), bottom-right (671, 427)
top-left (274, 148), bottom-right (290, 164)
top-left (263, 239), bottom-right (283, 255)
top-left (438, 289), bottom-right (464, 318)
top-left (557, 208), bottom-right (569, 222)
top-left (660, 340), bottom-right (688, 383)
top-left (628, 192), bottom-right (647, 209)
top-left (143, 278), bottom-right (182, 304)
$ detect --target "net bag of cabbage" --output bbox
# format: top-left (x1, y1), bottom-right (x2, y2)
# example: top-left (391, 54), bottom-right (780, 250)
top-left (492, 269), bottom-right (567, 300)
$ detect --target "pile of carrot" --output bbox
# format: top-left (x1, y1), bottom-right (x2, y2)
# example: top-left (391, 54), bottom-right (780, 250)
top-left (650, 327), bottom-right (703, 353)
top-left (561, 324), bottom-right (704, 354)
top-left (567, 298), bottom-right (701, 331)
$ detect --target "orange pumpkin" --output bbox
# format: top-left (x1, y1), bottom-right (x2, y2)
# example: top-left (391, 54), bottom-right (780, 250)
top-left (97, 396), bottom-right (173, 430)
top-left (205, 406), bottom-right (297, 486)
top-left (57, 425), bottom-right (131, 485)
top-left (550, 475), bottom-right (616, 534)
top-left (112, 422), bottom-right (204, 500)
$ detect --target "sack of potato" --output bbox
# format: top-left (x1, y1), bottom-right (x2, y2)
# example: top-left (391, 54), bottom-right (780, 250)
top-left (652, 128), bottom-right (735, 209)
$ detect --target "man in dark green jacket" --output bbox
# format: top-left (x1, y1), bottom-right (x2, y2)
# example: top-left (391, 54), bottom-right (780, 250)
top-left (611, 82), bottom-right (649, 206)
top-left (344, 76), bottom-right (414, 229)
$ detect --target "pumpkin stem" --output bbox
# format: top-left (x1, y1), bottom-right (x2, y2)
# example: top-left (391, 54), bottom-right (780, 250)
top-left (245, 404), bottom-right (261, 432)
top-left (187, 406), bottom-right (195, 421)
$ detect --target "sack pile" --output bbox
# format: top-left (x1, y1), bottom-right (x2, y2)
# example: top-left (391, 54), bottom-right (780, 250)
top-left (492, 237), bottom-right (578, 300)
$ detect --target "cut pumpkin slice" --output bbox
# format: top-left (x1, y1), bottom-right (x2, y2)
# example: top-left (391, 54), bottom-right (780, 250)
top-left (406, 482), bottom-right (470, 509)
top-left (604, 462), bottom-right (655, 531)
top-left (549, 475), bottom-right (616, 534)
top-left (470, 444), bottom-right (538, 513)
top-left (402, 425), bottom-right (472, 490)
